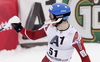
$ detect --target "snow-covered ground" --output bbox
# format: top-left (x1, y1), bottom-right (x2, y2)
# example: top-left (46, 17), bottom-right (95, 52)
top-left (0, 43), bottom-right (99, 62)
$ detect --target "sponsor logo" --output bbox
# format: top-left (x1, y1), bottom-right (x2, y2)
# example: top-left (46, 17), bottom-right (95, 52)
top-left (61, 10), bottom-right (66, 12)
top-left (63, 0), bottom-right (100, 42)
top-left (0, 21), bottom-right (12, 32)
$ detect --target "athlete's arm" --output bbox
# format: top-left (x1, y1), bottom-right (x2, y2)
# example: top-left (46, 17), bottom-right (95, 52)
top-left (72, 32), bottom-right (91, 62)
top-left (20, 27), bottom-right (47, 40)
top-left (11, 22), bottom-right (48, 40)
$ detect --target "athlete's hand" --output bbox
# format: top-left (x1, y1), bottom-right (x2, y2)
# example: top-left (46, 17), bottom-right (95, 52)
top-left (11, 23), bottom-right (23, 33)
top-left (10, 16), bottom-right (23, 33)
top-left (0, 16), bottom-right (22, 32)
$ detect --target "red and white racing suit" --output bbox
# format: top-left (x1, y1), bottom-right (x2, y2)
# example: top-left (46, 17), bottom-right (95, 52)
top-left (20, 24), bottom-right (91, 62)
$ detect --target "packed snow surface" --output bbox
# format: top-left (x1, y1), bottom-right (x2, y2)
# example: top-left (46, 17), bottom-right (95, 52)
top-left (0, 43), bottom-right (99, 62)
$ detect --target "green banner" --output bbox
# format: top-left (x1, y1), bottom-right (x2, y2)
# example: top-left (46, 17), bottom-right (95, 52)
top-left (63, 0), bottom-right (69, 4)
top-left (63, 0), bottom-right (100, 43)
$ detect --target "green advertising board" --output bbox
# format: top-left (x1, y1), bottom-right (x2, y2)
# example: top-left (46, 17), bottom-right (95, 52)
top-left (63, 0), bottom-right (100, 43)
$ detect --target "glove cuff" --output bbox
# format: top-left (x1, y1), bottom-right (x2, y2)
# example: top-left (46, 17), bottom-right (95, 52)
top-left (14, 25), bottom-right (23, 33)
top-left (12, 23), bottom-right (23, 33)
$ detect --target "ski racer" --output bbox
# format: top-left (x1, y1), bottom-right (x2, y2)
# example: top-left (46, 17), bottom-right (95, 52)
top-left (11, 3), bottom-right (91, 62)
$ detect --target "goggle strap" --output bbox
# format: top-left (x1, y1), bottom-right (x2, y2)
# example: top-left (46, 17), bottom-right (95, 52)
top-left (54, 12), bottom-right (71, 19)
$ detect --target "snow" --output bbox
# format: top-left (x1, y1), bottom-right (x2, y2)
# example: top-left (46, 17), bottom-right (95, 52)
top-left (0, 43), bottom-right (99, 62)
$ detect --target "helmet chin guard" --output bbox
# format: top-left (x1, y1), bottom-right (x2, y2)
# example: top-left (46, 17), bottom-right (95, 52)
top-left (45, 18), bottom-right (62, 24)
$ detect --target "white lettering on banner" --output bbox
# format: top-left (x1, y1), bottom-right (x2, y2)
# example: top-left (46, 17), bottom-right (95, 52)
top-left (94, 0), bottom-right (99, 4)
top-left (68, 0), bottom-right (100, 41)
top-left (79, 6), bottom-right (92, 38)
top-left (0, 21), bottom-right (12, 32)
top-left (68, 0), bottom-right (93, 39)
top-left (92, 6), bottom-right (100, 29)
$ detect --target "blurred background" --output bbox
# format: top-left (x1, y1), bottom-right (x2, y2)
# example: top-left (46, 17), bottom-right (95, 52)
top-left (0, 0), bottom-right (100, 62)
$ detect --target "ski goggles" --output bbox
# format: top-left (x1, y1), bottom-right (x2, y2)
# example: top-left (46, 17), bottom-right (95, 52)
top-left (49, 12), bottom-right (71, 20)
top-left (49, 13), bottom-right (55, 20)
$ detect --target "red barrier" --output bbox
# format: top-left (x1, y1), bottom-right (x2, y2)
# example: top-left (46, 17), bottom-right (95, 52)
top-left (0, 0), bottom-right (19, 50)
